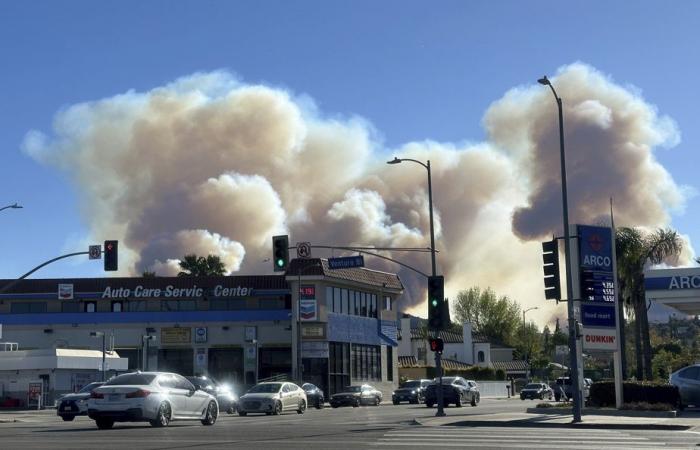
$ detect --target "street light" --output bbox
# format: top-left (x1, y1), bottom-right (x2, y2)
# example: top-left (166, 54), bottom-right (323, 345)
top-left (0, 203), bottom-right (22, 213)
top-left (386, 156), bottom-right (445, 417)
top-left (90, 331), bottom-right (106, 381)
top-left (538, 74), bottom-right (582, 423)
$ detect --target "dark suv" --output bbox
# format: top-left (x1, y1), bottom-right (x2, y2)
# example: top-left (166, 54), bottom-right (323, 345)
top-left (424, 377), bottom-right (480, 407)
top-left (392, 379), bottom-right (431, 404)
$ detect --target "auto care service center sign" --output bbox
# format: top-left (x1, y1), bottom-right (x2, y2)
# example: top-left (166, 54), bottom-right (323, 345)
top-left (578, 225), bottom-right (618, 351)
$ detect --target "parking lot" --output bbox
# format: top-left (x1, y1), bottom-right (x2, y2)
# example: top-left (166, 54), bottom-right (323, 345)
top-left (3, 399), bottom-right (700, 449)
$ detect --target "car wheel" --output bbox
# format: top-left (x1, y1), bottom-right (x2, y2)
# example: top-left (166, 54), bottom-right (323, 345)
top-left (331, 403), bottom-right (338, 408)
top-left (554, 393), bottom-right (561, 402)
top-left (96, 418), bottom-right (114, 430)
top-left (374, 396), bottom-right (380, 406)
top-left (227, 404), bottom-right (236, 414)
top-left (539, 393), bottom-right (544, 400)
top-left (297, 399), bottom-right (306, 414)
top-left (471, 394), bottom-right (478, 407)
top-left (201, 401), bottom-right (218, 426)
top-left (316, 399), bottom-right (324, 409)
top-left (150, 402), bottom-right (171, 427)
top-left (410, 398), bottom-right (419, 405)
top-left (455, 394), bottom-right (463, 407)
top-left (272, 401), bottom-right (283, 415)
top-left (238, 411), bottom-right (248, 416)
top-left (392, 399), bottom-right (399, 405)
top-left (352, 399), bottom-right (360, 407)
top-left (61, 416), bottom-right (75, 422)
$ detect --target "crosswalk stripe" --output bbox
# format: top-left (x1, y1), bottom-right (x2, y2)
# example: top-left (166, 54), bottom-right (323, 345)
top-left (372, 442), bottom-right (685, 449)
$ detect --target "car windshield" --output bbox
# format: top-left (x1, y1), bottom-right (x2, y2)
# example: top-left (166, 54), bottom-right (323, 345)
top-left (302, 384), bottom-right (315, 391)
top-left (344, 386), bottom-right (362, 393)
top-left (105, 374), bottom-right (156, 386)
top-left (402, 381), bottom-right (421, 388)
top-left (524, 384), bottom-right (541, 389)
top-left (186, 377), bottom-right (216, 388)
top-left (248, 383), bottom-right (282, 394)
top-left (78, 382), bottom-right (102, 393)
top-left (436, 377), bottom-right (456, 385)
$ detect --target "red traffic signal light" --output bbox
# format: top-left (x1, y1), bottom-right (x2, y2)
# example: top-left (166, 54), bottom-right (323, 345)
top-left (104, 240), bottom-right (118, 271)
top-left (429, 337), bottom-right (444, 353)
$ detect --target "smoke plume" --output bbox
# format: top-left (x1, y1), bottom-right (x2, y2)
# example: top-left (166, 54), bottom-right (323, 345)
top-left (23, 63), bottom-right (693, 324)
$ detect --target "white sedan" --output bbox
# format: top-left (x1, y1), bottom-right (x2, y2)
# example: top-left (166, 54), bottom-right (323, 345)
top-left (87, 372), bottom-right (218, 429)
top-left (238, 382), bottom-right (307, 415)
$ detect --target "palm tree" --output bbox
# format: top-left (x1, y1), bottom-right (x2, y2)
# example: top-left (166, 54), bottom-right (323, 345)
top-left (615, 227), bottom-right (682, 380)
top-left (177, 254), bottom-right (227, 277)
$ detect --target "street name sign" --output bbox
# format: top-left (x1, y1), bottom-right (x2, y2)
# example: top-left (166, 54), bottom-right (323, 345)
top-left (328, 255), bottom-right (365, 269)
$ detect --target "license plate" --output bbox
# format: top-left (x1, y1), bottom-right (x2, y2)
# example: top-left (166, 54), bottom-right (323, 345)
top-left (108, 394), bottom-right (121, 401)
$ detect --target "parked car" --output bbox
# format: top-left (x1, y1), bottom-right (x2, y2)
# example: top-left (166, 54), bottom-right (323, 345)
top-left (186, 375), bottom-right (238, 414)
top-left (57, 382), bottom-right (105, 421)
top-left (553, 377), bottom-right (590, 402)
top-left (301, 383), bottom-right (325, 409)
top-left (87, 372), bottom-right (219, 429)
top-left (670, 364), bottom-right (700, 409)
top-left (330, 384), bottom-right (382, 407)
top-left (237, 382), bottom-right (307, 416)
top-left (424, 377), bottom-right (479, 407)
top-left (392, 379), bottom-right (431, 404)
top-left (520, 382), bottom-right (553, 401)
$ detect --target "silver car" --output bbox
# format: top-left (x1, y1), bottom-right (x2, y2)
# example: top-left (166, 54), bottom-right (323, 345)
top-left (238, 382), bottom-right (307, 416)
top-left (87, 372), bottom-right (219, 429)
top-left (671, 364), bottom-right (700, 408)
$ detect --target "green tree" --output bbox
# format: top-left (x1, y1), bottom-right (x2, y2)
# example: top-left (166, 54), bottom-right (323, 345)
top-left (452, 287), bottom-right (521, 346)
top-left (177, 254), bottom-right (227, 277)
top-left (616, 227), bottom-right (682, 380)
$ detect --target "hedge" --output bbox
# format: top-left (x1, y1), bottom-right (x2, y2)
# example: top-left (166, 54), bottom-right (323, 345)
top-left (425, 365), bottom-right (506, 381)
top-left (589, 381), bottom-right (680, 407)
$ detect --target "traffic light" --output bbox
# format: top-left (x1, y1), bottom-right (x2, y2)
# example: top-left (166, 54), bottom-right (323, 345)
top-left (427, 275), bottom-right (445, 330)
top-left (272, 235), bottom-right (289, 272)
top-left (429, 337), bottom-right (444, 353)
top-left (104, 240), bottom-right (118, 271)
top-left (542, 239), bottom-right (561, 300)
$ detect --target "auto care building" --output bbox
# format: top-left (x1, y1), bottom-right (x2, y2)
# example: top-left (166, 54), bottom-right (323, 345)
top-left (0, 258), bottom-right (402, 404)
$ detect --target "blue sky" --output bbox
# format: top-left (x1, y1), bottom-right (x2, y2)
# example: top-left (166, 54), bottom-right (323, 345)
top-left (1, 0), bottom-right (699, 285)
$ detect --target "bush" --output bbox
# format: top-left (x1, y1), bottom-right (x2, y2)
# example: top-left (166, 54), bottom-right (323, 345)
top-left (621, 402), bottom-right (674, 411)
top-left (589, 381), bottom-right (680, 407)
top-left (536, 402), bottom-right (572, 408)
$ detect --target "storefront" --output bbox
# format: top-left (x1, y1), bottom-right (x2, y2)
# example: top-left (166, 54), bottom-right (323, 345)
top-left (0, 258), bottom-right (403, 399)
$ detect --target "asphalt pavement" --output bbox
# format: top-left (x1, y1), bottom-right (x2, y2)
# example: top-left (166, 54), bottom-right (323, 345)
top-left (0, 398), bottom-right (698, 449)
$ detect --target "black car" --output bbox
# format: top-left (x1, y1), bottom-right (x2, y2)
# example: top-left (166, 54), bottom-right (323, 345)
top-left (520, 382), bottom-right (553, 400)
top-left (392, 379), bottom-right (431, 404)
top-left (302, 383), bottom-right (325, 409)
top-left (186, 375), bottom-right (239, 414)
top-left (424, 377), bottom-right (480, 408)
top-left (330, 385), bottom-right (382, 408)
top-left (57, 382), bottom-right (104, 421)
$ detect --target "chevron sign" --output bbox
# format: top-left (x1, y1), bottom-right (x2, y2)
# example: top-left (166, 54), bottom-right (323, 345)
top-left (300, 299), bottom-right (317, 321)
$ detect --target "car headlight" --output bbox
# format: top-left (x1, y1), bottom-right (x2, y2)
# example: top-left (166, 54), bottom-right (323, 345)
top-left (411, 390), bottom-right (416, 394)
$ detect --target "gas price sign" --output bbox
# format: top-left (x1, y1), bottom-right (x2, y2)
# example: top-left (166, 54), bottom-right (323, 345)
top-left (580, 271), bottom-right (615, 303)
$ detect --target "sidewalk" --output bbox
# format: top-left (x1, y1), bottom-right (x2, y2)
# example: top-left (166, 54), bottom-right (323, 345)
top-left (0, 408), bottom-right (55, 423)
top-left (415, 411), bottom-right (700, 431)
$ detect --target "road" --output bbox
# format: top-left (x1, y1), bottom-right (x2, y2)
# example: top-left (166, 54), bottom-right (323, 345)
top-left (1, 399), bottom-right (699, 449)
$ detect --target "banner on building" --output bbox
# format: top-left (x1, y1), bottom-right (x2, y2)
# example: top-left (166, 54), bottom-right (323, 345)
top-left (161, 327), bottom-right (191, 344)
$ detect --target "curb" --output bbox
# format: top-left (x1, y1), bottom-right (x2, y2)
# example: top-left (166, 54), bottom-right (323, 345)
top-left (526, 407), bottom-right (677, 418)
top-left (413, 417), bottom-right (691, 431)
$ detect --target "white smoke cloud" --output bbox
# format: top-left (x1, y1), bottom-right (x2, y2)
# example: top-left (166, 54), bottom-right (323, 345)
top-left (23, 63), bottom-right (693, 325)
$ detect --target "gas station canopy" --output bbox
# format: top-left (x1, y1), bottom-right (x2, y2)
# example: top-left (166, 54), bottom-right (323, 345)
top-left (645, 267), bottom-right (700, 315)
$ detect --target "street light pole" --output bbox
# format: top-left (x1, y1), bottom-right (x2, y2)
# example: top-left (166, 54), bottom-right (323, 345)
top-left (387, 156), bottom-right (444, 417)
top-left (522, 307), bottom-right (538, 379)
top-left (538, 75), bottom-right (582, 423)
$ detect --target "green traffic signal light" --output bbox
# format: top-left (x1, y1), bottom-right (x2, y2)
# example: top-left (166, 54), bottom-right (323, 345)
top-left (431, 299), bottom-right (438, 307)
top-left (276, 258), bottom-right (284, 267)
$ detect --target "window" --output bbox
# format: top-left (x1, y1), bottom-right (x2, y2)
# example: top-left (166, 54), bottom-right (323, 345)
top-left (680, 367), bottom-right (700, 380)
top-left (329, 342), bottom-right (351, 396)
top-left (387, 346), bottom-right (393, 381)
top-left (351, 344), bottom-right (382, 381)
top-left (417, 347), bottom-right (427, 362)
top-left (477, 351), bottom-right (485, 363)
top-left (10, 302), bottom-right (47, 314)
top-left (370, 294), bottom-right (377, 318)
top-left (384, 296), bottom-right (392, 311)
top-left (361, 293), bottom-right (367, 316)
top-left (333, 287), bottom-right (341, 313)
top-left (127, 300), bottom-right (146, 312)
top-left (326, 286), bottom-right (333, 311)
top-left (341, 289), bottom-right (348, 314)
top-left (84, 302), bottom-right (96, 313)
top-left (174, 374), bottom-right (194, 391)
top-left (61, 302), bottom-right (80, 313)
top-left (111, 301), bottom-right (123, 312)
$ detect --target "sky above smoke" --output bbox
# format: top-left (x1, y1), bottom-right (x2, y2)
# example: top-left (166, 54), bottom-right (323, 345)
top-left (23, 63), bottom-right (694, 324)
